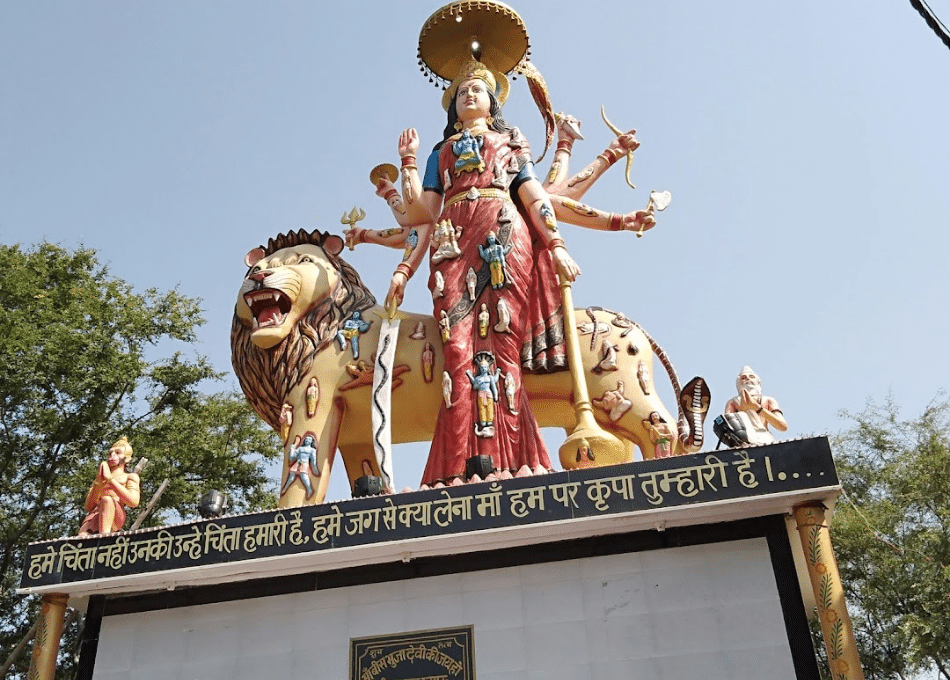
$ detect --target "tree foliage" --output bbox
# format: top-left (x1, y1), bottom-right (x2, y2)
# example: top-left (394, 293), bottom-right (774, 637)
top-left (832, 396), bottom-right (950, 680)
top-left (0, 243), bottom-right (280, 678)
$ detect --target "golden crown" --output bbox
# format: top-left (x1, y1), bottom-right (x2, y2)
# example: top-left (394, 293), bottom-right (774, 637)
top-left (441, 58), bottom-right (508, 111)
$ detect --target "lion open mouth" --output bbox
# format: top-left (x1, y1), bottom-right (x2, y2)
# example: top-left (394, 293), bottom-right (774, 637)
top-left (244, 289), bottom-right (292, 329)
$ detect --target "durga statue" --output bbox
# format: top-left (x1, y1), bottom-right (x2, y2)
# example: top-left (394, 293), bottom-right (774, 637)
top-left (345, 0), bottom-right (670, 487)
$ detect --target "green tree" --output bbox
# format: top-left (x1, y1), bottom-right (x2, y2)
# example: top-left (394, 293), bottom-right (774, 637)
top-left (832, 396), bottom-right (950, 679)
top-left (0, 243), bottom-right (280, 678)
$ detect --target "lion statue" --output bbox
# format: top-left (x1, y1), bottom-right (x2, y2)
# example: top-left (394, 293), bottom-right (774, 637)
top-left (231, 229), bottom-right (707, 507)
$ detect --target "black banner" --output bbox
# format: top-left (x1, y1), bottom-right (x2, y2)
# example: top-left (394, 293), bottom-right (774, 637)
top-left (20, 437), bottom-right (837, 589)
top-left (350, 626), bottom-right (475, 680)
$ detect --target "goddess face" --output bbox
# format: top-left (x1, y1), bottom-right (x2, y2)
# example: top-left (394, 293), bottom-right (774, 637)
top-left (455, 78), bottom-right (491, 123)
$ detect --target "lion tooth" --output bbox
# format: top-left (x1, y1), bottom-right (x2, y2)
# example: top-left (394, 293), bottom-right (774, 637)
top-left (253, 317), bottom-right (259, 329)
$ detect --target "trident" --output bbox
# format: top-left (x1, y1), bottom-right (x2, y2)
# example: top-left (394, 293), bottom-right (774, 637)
top-left (340, 207), bottom-right (366, 251)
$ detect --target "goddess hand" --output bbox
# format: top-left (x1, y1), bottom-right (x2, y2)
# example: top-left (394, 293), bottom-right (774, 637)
top-left (375, 178), bottom-right (397, 198)
top-left (344, 227), bottom-right (363, 250)
top-left (385, 271), bottom-right (408, 312)
top-left (555, 112), bottom-right (583, 142)
top-left (398, 129), bottom-right (420, 159)
top-left (623, 210), bottom-right (656, 233)
top-left (552, 246), bottom-right (581, 282)
top-left (609, 129), bottom-right (640, 154)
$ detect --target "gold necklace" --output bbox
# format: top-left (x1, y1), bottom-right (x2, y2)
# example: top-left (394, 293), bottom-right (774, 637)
top-left (461, 122), bottom-right (489, 136)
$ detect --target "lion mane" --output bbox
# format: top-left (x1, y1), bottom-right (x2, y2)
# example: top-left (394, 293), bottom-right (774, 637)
top-left (230, 229), bottom-right (376, 430)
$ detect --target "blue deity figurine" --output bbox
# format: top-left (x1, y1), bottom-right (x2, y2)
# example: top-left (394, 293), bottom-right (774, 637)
top-left (452, 129), bottom-right (486, 175)
top-left (280, 434), bottom-right (318, 499)
top-left (478, 232), bottom-right (513, 289)
top-left (336, 310), bottom-right (371, 359)
top-left (466, 353), bottom-right (501, 437)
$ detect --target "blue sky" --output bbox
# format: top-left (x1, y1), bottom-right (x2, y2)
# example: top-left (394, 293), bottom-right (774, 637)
top-left (3, 1), bottom-right (949, 502)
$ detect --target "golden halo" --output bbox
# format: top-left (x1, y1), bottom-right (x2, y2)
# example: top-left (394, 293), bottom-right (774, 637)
top-left (418, 1), bottom-right (530, 103)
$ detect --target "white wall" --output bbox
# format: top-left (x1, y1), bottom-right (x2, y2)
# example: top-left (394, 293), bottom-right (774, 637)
top-left (92, 537), bottom-right (799, 680)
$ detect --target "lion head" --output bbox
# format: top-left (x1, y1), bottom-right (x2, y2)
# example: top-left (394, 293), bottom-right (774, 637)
top-left (230, 229), bottom-right (375, 429)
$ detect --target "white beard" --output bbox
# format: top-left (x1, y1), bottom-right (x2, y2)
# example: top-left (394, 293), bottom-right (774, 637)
top-left (739, 379), bottom-right (762, 401)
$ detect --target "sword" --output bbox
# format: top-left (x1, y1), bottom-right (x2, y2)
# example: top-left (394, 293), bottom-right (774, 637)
top-left (370, 305), bottom-right (403, 492)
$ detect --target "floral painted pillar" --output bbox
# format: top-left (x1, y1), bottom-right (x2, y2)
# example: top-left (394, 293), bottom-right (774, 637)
top-left (26, 593), bottom-right (68, 680)
top-left (794, 504), bottom-right (865, 680)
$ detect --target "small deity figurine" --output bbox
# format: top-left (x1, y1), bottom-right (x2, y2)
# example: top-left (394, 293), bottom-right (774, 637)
top-left (643, 411), bottom-right (675, 458)
top-left (403, 228), bottom-right (419, 261)
top-left (439, 310), bottom-right (451, 342)
top-left (722, 366), bottom-right (787, 445)
top-left (336, 310), bottom-right (371, 359)
top-left (637, 360), bottom-right (651, 394)
top-left (410, 320), bottom-right (427, 339)
top-left (478, 303), bottom-right (490, 338)
top-left (433, 270), bottom-right (446, 298)
top-left (478, 231), bottom-right (513, 289)
top-left (422, 342), bottom-right (435, 383)
top-left (494, 299), bottom-right (511, 333)
top-left (453, 128), bottom-right (486, 174)
top-left (596, 340), bottom-right (619, 372)
top-left (576, 438), bottom-right (594, 463)
top-left (466, 354), bottom-right (501, 438)
top-left (306, 377), bottom-right (319, 418)
top-left (280, 434), bottom-right (318, 499)
top-left (78, 437), bottom-right (141, 536)
top-left (503, 371), bottom-right (518, 415)
top-left (466, 267), bottom-right (477, 301)
top-left (442, 371), bottom-right (453, 408)
top-left (279, 403), bottom-right (293, 442)
top-left (593, 381), bottom-right (633, 422)
top-left (431, 219), bottom-right (462, 264)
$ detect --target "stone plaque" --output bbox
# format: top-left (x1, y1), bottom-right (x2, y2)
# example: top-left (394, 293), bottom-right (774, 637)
top-left (350, 625), bottom-right (475, 680)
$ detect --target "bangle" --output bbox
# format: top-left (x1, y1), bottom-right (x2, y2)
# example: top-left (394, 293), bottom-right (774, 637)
top-left (608, 213), bottom-right (623, 231)
top-left (382, 187), bottom-right (399, 202)
top-left (358, 228), bottom-right (367, 244)
top-left (547, 237), bottom-right (566, 252)
top-left (597, 147), bottom-right (624, 166)
top-left (401, 155), bottom-right (417, 168)
top-left (394, 263), bottom-right (414, 279)
top-left (556, 140), bottom-right (573, 156)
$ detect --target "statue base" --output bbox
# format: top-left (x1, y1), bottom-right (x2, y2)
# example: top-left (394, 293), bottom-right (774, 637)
top-left (20, 437), bottom-right (840, 680)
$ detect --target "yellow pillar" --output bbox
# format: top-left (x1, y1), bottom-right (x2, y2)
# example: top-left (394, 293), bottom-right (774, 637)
top-left (26, 593), bottom-right (69, 680)
top-left (794, 504), bottom-right (865, 680)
